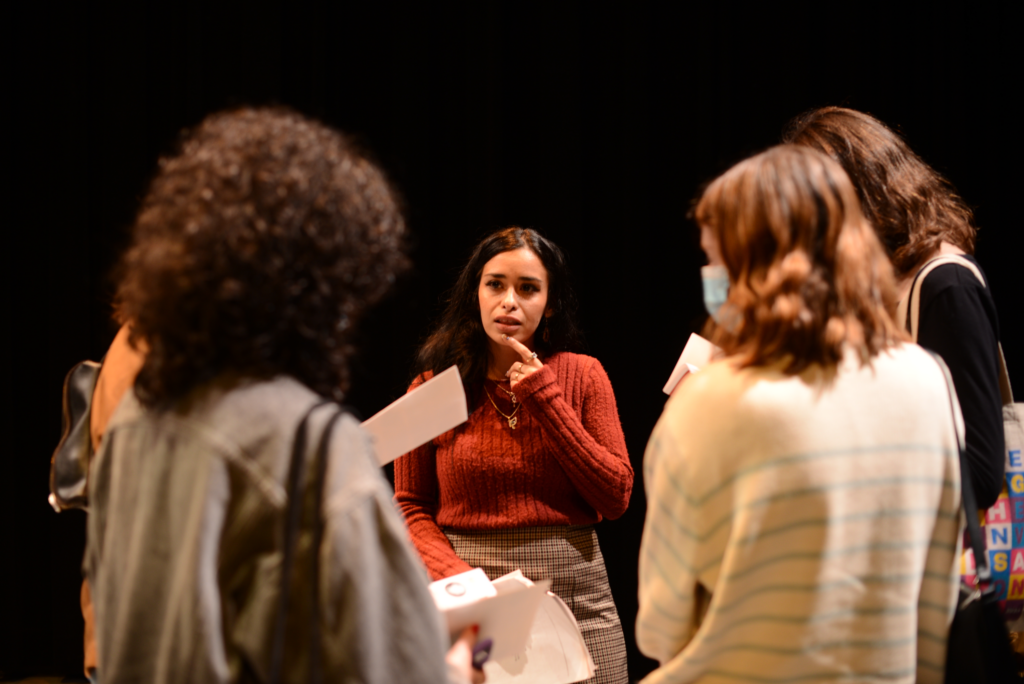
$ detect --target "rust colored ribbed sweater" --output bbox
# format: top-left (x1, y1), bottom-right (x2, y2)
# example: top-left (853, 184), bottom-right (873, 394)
top-left (394, 352), bottom-right (633, 580)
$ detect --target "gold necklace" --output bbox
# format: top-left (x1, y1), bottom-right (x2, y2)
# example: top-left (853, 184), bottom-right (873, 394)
top-left (484, 387), bottom-right (521, 429)
top-left (491, 380), bottom-right (517, 404)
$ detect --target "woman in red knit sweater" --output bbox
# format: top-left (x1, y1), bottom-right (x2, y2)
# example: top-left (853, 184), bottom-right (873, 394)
top-left (394, 226), bottom-right (634, 683)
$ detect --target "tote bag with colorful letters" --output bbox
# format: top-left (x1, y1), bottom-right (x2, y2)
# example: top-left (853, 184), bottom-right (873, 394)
top-left (899, 254), bottom-right (1024, 626)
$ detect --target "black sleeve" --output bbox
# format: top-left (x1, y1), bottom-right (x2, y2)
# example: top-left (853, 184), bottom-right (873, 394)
top-left (916, 262), bottom-right (1004, 509)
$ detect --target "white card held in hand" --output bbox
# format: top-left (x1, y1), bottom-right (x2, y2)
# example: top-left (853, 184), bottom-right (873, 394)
top-left (428, 568), bottom-right (497, 612)
top-left (361, 365), bottom-right (468, 465)
top-left (430, 569), bottom-right (551, 663)
top-left (662, 333), bottom-right (721, 395)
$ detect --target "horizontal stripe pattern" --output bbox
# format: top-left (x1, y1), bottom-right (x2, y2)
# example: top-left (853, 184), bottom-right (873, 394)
top-left (637, 346), bottom-right (962, 683)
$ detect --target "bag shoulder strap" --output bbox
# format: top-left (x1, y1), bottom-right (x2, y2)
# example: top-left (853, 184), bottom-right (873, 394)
top-left (307, 407), bottom-right (348, 684)
top-left (900, 255), bottom-right (1014, 405)
top-left (903, 254), bottom-right (984, 340)
top-left (269, 399), bottom-right (346, 684)
top-left (931, 351), bottom-right (992, 582)
top-left (998, 346), bottom-right (1015, 406)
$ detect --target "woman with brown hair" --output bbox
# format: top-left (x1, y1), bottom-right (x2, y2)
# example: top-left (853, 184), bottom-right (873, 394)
top-left (784, 107), bottom-right (1004, 508)
top-left (637, 145), bottom-right (962, 682)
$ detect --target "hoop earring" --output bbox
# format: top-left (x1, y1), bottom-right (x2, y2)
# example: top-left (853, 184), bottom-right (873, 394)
top-left (543, 324), bottom-right (550, 343)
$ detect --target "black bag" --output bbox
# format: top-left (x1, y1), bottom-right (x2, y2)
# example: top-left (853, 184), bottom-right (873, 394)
top-left (49, 359), bottom-right (102, 511)
top-left (934, 354), bottom-right (1021, 682)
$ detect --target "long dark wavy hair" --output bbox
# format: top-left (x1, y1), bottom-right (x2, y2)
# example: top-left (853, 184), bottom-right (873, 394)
top-left (115, 107), bottom-right (408, 407)
top-left (414, 227), bottom-right (583, 401)
top-left (783, 106), bottom-right (977, 278)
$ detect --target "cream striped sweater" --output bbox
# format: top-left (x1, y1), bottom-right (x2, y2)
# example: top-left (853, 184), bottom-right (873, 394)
top-left (637, 344), bottom-right (962, 683)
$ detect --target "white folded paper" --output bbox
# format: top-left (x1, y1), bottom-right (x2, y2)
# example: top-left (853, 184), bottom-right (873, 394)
top-left (484, 576), bottom-right (595, 684)
top-left (429, 569), bottom-right (551, 663)
top-left (662, 333), bottom-right (720, 395)
top-left (361, 365), bottom-right (468, 465)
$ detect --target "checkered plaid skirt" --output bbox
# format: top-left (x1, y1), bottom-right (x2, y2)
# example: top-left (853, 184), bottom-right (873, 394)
top-left (444, 525), bottom-right (629, 684)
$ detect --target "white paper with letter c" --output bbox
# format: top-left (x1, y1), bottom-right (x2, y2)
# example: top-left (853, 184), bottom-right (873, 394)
top-left (430, 569), bottom-right (551, 663)
top-left (431, 570), bottom-right (595, 684)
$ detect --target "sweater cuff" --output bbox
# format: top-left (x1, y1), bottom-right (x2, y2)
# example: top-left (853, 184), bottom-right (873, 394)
top-left (431, 555), bottom-right (475, 581)
top-left (511, 363), bottom-right (560, 403)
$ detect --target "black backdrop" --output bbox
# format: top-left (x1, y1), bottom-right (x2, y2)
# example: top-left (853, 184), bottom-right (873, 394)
top-left (3, 2), bottom-right (1020, 679)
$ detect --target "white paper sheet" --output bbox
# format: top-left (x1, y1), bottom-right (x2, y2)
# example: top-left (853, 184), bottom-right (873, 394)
top-left (361, 365), bottom-right (468, 465)
top-left (431, 571), bottom-right (551, 662)
top-left (662, 333), bottom-right (720, 395)
top-left (484, 588), bottom-right (595, 684)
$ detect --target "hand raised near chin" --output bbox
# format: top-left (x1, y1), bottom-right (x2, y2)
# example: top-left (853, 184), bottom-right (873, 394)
top-left (502, 335), bottom-right (544, 389)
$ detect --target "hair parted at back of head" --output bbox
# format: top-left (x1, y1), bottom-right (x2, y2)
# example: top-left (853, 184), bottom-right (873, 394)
top-left (695, 145), bottom-right (905, 374)
top-left (413, 226), bottom-right (582, 402)
top-left (115, 107), bottom-right (408, 407)
top-left (783, 106), bottom-right (977, 278)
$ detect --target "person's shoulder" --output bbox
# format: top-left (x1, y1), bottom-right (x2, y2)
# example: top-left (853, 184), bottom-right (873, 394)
top-left (546, 350), bottom-right (589, 364)
top-left (182, 376), bottom-right (325, 451)
top-left (673, 356), bottom-right (835, 431)
top-left (545, 351), bottom-right (601, 372)
top-left (214, 380), bottom-right (386, 499)
top-left (695, 355), bottom-right (753, 385)
top-left (103, 376), bottom-right (327, 484)
top-left (878, 341), bottom-right (935, 365)
top-left (213, 375), bottom-right (320, 416)
top-left (546, 351), bottom-right (613, 386)
top-left (654, 359), bottom-right (765, 467)
top-left (103, 386), bottom-right (146, 434)
top-left (321, 412), bottom-right (391, 508)
top-left (665, 358), bottom-right (749, 417)
top-left (917, 257), bottom-right (999, 334)
top-left (408, 370), bottom-right (435, 392)
top-left (919, 255), bottom-right (990, 299)
top-left (860, 343), bottom-right (950, 397)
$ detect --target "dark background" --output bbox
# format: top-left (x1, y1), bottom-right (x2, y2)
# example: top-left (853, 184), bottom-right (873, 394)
top-left (3, 2), bottom-right (1020, 679)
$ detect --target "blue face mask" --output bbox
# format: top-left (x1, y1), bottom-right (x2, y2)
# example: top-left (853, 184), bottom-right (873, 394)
top-left (701, 265), bottom-right (730, 322)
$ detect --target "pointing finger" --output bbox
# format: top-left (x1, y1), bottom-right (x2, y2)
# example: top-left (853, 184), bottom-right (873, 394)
top-left (501, 334), bottom-right (537, 361)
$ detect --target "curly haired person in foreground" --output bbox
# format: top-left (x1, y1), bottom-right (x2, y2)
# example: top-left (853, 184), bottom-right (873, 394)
top-left (85, 108), bottom-right (480, 684)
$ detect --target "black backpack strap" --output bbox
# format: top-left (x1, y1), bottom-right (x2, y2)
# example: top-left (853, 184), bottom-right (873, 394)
top-left (308, 408), bottom-right (348, 684)
top-left (269, 398), bottom-right (333, 684)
